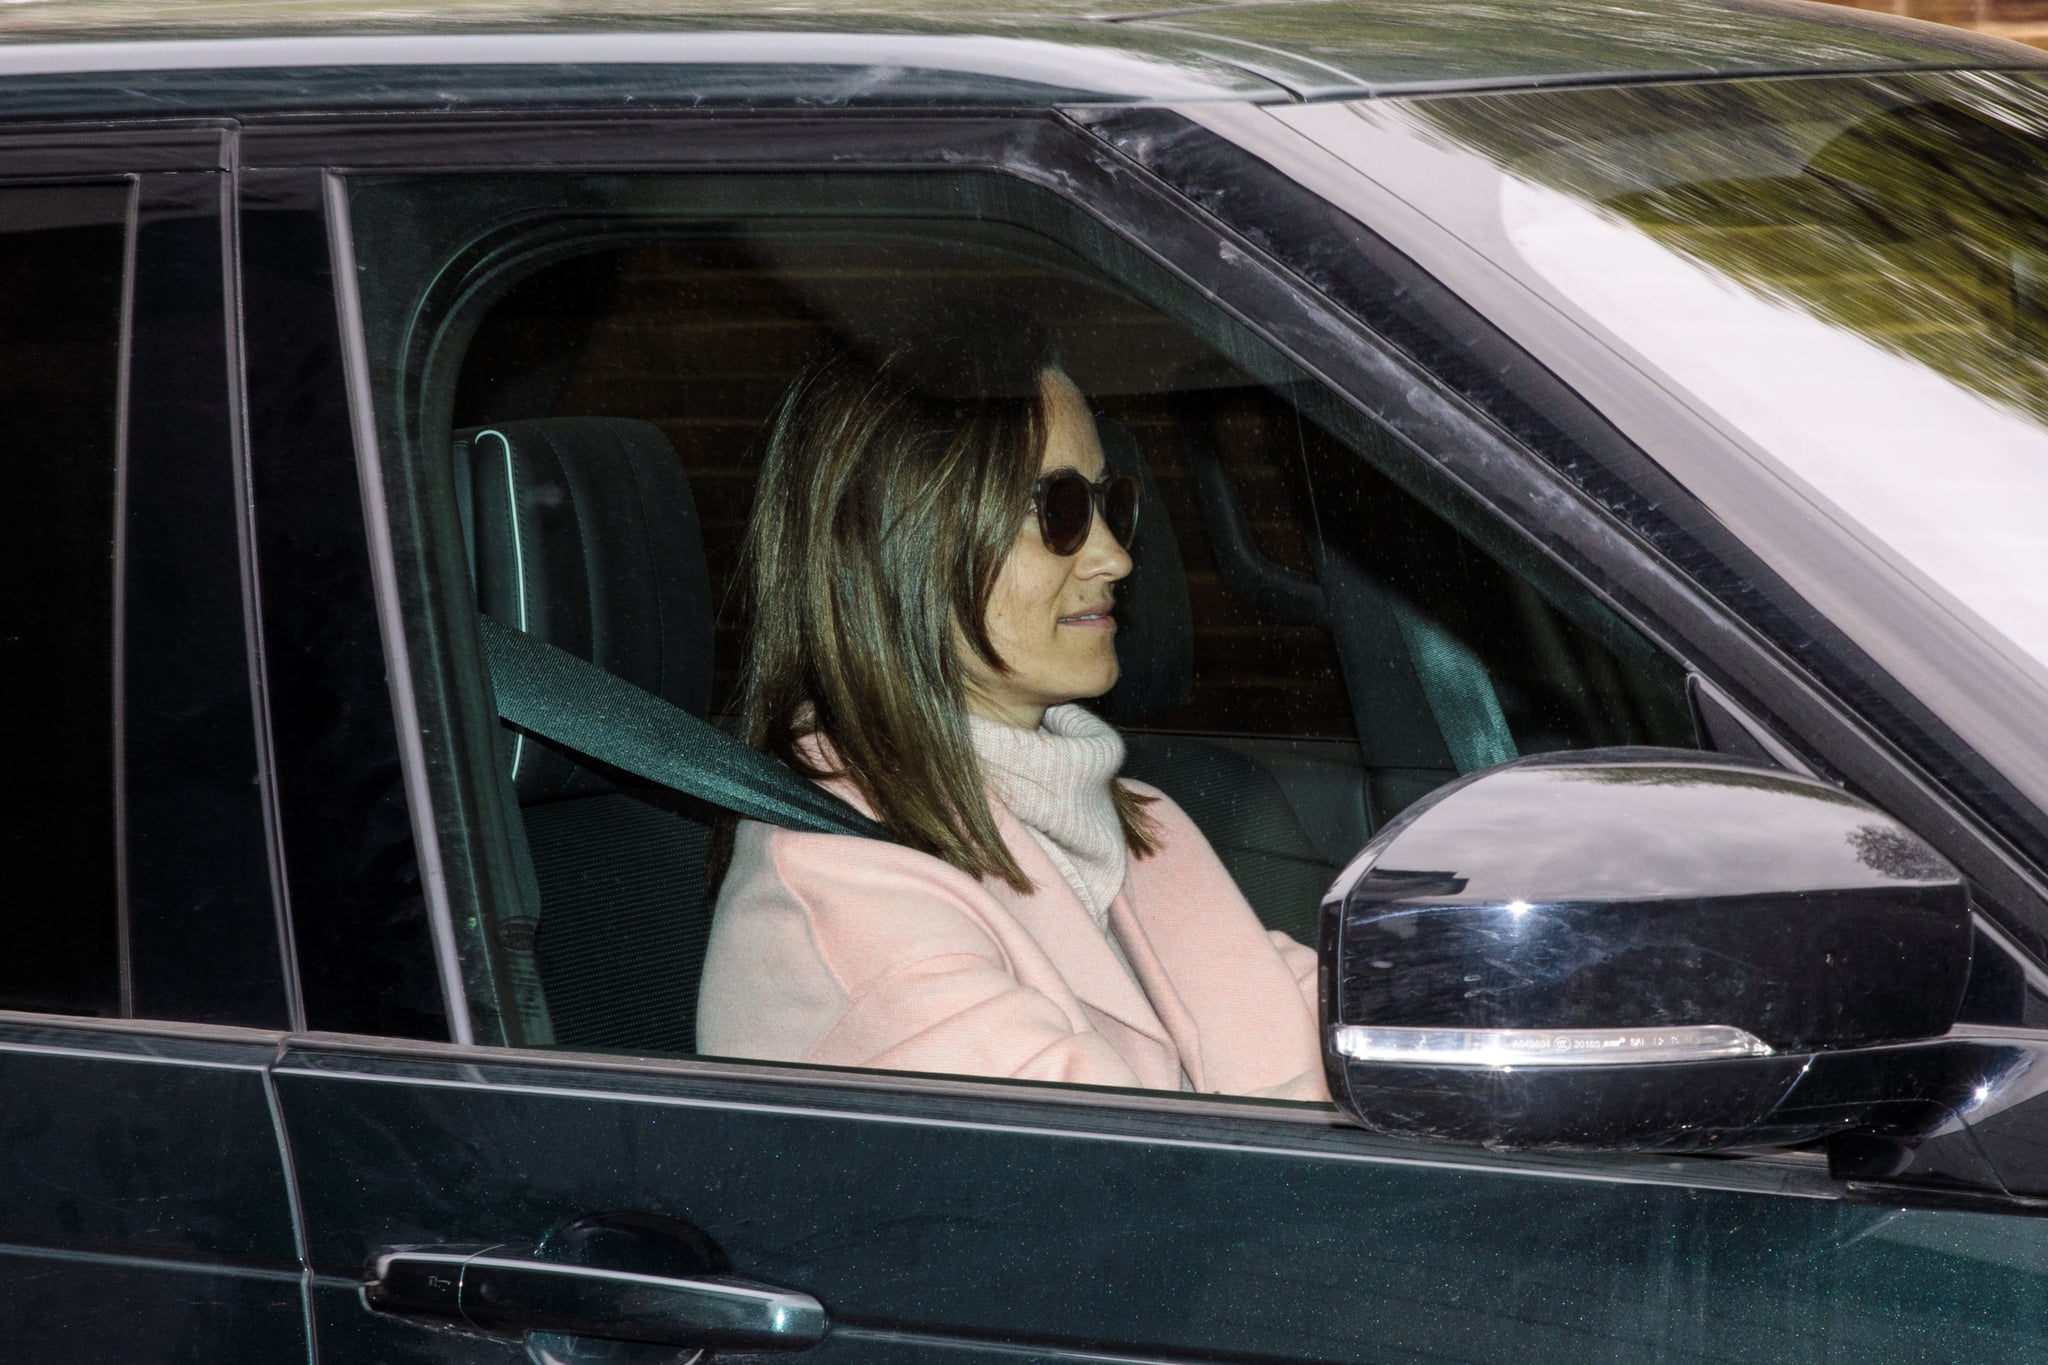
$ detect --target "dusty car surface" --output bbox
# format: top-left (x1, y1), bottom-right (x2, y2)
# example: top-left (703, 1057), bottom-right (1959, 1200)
top-left (15, 0), bottom-right (2048, 1360)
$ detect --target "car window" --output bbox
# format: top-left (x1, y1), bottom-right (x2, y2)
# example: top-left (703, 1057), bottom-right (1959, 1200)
top-left (346, 169), bottom-right (1694, 1077)
top-left (0, 181), bottom-right (132, 1017)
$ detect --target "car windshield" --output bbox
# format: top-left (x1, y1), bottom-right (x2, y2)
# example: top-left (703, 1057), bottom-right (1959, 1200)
top-left (1291, 72), bottom-right (2048, 681)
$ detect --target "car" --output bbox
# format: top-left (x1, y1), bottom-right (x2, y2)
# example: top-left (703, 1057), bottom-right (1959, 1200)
top-left (13, 0), bottom-right (2048, 1359)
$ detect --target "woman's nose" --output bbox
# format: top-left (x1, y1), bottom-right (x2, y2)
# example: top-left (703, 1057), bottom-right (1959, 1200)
top-left (1076, 513), bottom-right (1133, 581)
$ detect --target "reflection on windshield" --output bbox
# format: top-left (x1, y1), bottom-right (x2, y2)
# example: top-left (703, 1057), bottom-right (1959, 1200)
top-left (1417, 75), bottom-right (2048, 424)
top-left (1368, 73), bottom-right (2048, 667)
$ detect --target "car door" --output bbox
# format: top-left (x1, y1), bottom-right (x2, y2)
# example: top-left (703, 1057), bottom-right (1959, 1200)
top-left (243, 104), bottom-right (2048, 1364)
top-left (0, 124), bottom-right (307, 1361)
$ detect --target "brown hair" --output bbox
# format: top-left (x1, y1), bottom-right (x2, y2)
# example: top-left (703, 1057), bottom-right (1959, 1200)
top-left (714, 308), bottom-right (1156, 891)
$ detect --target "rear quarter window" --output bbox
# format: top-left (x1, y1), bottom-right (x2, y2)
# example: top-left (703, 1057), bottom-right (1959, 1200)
top-left (0, 181), bottom-right (131, 1016)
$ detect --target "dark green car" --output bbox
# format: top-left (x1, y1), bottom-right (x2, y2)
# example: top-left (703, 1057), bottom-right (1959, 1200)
top-left (17, 0), bottom-right (2048, 1359)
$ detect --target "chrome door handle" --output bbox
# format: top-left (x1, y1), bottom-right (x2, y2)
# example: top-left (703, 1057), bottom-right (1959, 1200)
top-left (366, 1246), bottom-right (828, 1351)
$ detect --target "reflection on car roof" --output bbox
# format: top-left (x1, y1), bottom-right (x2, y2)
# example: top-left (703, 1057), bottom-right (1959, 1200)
top-left (0, 0), bottom-right (2041, 110)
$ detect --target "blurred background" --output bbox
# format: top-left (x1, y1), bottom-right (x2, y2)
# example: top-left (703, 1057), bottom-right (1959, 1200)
top-left (1827, 1), bottom-right (2048, 50)
top-left (0, 0), bottom-right (2045, 51)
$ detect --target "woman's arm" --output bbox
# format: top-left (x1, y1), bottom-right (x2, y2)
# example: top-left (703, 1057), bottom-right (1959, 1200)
top-left (811, 949), bottom-right (1146, 1085)
top-left (1268, 928), bottom-right (1320, 1017)
top-left (699, 825), bottom-right (1146, 1088)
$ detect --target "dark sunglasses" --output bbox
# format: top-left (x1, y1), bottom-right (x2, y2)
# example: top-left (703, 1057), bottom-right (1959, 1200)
top-left (1032, 469), bottom-right (1140, 556)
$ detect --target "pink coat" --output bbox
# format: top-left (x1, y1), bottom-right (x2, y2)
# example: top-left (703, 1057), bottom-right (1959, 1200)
top-left (696, 779), bottom-right (1328, 1100)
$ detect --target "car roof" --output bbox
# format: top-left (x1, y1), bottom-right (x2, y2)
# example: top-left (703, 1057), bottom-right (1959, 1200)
top-left (0, 0), bottom-right (2041, 117)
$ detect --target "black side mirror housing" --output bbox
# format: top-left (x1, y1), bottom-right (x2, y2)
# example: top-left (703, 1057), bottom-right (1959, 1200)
top-left (1321, 748), bottom-right (1972, 1151)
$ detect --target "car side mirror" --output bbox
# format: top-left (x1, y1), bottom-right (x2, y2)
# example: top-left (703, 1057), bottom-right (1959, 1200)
top-left (1321, 748), bottom-right (1972, 1151)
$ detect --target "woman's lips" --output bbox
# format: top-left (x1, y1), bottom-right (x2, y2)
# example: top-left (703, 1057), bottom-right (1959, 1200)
top-left (1057, 608), bottom-right (1117, 630)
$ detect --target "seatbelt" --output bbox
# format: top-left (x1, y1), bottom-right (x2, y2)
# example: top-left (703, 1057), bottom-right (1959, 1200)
top-left (1390, 606), bottom-right (1518, 776)
top-left (1313, 541), bottom-right (1518, 788)
top-left (477, 614), bottom-right (892, 842)
top-left (1184, 393), bottom-right (1515, 795)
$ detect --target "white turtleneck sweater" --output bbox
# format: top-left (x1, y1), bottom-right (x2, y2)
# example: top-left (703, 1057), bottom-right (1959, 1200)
top-left (968, 705), bottom-right (1194, 1090)
top-left (967, 703), bottom-right (1130, 930)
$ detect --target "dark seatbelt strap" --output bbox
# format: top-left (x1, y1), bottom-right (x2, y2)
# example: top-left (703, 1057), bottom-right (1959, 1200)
top-left (1313, 542), bottom-right (1517, 778)
top-left (1186, 396), bottom-right (1514, 791)
top-left (477, 614), bottom-right (892, 842)
top-left (1390, 605), bottom-right (1517, 775)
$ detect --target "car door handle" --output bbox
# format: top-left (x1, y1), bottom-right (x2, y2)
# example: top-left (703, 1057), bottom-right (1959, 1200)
top-left (365, 1246), bottom-right (828, 1351)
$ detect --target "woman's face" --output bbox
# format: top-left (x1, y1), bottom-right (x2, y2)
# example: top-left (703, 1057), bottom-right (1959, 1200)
top-left (961, 369), bottom-right (1133, 730)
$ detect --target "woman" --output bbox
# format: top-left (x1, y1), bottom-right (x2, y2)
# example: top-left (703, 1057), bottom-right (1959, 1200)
top-left (697, 311), bottom-right (1326, 1100)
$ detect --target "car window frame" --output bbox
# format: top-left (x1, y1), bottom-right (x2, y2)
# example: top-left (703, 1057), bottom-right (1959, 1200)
top-left (255, 102), bottom-right (2048, 1149)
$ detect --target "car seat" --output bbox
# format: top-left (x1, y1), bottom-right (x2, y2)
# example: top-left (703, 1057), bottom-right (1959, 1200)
top-left (459, 417), bottom-right (716, 1055)
top-left (1095, 421), bottom-right (1347, 946)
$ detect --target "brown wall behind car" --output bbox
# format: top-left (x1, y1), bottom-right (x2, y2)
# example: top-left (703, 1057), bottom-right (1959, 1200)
top-left (1824, 0), bottom-right (2048, 49)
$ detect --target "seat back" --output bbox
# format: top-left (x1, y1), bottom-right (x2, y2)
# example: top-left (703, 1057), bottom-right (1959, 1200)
top-left (1093, 420), bottom-right (1345, 943)
top-left (460, 418), bottom-right (717, 1055)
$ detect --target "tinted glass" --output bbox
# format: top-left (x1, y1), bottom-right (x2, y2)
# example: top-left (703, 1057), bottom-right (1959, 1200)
top-left (448, 229), bottom-right (1364, 742)
top-left (0, 182), bottom-right (131, 1016)
top-left (350, 172), bottom-right (1691, 1071)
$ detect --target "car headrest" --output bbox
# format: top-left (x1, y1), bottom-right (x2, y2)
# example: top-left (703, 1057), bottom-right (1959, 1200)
top-left (457, 417), bottom-right (713, 803)
top-left (1096, 418), bottom-right (1193, 724)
